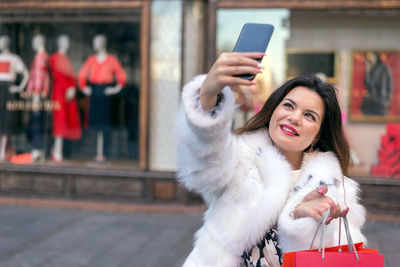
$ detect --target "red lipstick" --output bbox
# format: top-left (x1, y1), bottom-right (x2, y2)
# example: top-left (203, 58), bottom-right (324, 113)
top-left (280, 124), bottom-right (299, 137)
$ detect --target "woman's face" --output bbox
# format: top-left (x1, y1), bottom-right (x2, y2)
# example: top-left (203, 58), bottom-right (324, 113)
top-left (268, 86), bottom-right (325, 154)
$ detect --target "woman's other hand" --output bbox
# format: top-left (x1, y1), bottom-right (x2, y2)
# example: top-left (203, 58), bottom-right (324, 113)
top-left (293, 186), bottom-right (349, 224)
top-left (199, 52), bottom-right (264, 110)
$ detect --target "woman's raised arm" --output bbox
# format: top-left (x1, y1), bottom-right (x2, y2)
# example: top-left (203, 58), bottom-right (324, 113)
top-left (176, 52), bottom-right (264, 203)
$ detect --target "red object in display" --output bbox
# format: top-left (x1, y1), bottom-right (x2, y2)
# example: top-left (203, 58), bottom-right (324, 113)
top-left (49, 52), bottom-right (82, 140)
top-left (77, 54), bottom-right (127, 89)
top-left (26, 52), bottom-right (50, 96)
top-left (0, 62), bottom-right (11, 73)
top-left (372, 123), bottom-right (400, 178)
top-left (387, 123), bottom-right (400, 136)
top-left (10, 153), bottom-right (34, 164)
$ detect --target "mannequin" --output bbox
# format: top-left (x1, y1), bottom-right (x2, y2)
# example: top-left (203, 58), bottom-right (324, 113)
top-left (0, 35), bottom-right (29, 161)
top-left (78, 34), bottom-right (126, 162)
top-left (49, 35), bottom-right (81, 162)
top-left (12, 34), bottom-right (50, 163)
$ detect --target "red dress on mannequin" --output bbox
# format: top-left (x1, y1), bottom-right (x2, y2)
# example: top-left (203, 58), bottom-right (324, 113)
top-left (49, 52), bottom-right (81, 139)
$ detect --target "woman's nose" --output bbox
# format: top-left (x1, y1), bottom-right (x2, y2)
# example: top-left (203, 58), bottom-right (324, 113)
top-left (288, 112), bottom-right (301, 125)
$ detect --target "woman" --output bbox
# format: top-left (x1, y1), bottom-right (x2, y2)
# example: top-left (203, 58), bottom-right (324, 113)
top-left (176, 52), bottom-right (366, 267)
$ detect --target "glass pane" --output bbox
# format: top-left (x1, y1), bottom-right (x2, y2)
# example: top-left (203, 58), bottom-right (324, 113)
top-left (0, 10), bottom-right (141, 166)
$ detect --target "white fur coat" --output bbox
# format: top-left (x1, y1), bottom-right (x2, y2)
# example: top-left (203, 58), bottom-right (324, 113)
top-left (176, 75), bottom-right (366, 267)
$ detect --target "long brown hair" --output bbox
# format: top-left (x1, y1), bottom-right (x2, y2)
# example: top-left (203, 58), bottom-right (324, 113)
top-left (235, 75), bottom-right (350, 176)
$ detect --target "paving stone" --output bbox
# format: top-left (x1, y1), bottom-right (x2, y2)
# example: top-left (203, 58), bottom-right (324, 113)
top-left (0, 205), bottom-right (397, 267)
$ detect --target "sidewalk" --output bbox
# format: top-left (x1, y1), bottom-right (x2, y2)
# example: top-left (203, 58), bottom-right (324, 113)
top-left (0, 200), bottom-right (398, 267)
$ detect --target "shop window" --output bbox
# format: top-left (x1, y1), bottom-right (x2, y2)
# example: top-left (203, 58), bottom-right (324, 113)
top-left (0, 10), bottom-right (141, 166)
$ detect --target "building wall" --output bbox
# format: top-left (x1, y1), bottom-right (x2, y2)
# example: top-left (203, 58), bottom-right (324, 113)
top-left (149, 0), bottom-right (182, 171)
top-left (288, 9), bottom-right (400, 169)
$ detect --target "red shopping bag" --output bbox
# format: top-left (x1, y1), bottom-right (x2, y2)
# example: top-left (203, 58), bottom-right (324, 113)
top-left (282, 209), bottom-right (384, 267)
top-left (282, 242), bottom-right (384, 267)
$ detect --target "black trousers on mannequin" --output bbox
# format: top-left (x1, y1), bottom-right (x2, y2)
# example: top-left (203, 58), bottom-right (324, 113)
top-left (88, 83), bottom-right (114, 157)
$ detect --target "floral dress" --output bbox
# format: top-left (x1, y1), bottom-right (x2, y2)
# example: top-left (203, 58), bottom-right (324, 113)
top-left (242, 170), bottom-right (301, 267)
top-left (242, 226), bottom-right (282, 267)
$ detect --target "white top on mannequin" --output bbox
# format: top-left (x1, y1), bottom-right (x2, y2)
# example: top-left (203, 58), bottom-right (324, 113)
top-left (56, 34), bottom-right (75, 101)
top-left (0, 35), bottom-right (29, 93)
top-left (81, 34), bottom-right (122, 97)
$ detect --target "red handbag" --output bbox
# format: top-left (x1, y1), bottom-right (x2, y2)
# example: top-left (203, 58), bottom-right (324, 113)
top-left (282, 211), bottom-right (384, 267)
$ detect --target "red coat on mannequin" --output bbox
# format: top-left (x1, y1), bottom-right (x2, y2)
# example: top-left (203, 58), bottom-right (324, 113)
top-left (50, 52), bottom-right (81, 139)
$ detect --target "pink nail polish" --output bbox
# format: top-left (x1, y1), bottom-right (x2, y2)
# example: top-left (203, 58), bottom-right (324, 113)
top-left (255, 69), bottom-right (262, 73)
top-left (318, 188), bottom-right (324, 194)
top-left (257, 52), bottom-right (265, 57)
top-left (249, 81), bottom-right (256, 86)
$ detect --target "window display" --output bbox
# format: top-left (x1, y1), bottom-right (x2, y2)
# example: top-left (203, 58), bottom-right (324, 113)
top-left (350, 50), bottom-right (400, 121)
top-left (0, 13), bottom-right (141, 166)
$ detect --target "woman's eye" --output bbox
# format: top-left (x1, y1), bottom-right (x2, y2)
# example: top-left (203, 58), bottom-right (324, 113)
top-left (283, 102), bottom-right (293, 109)
top-left (305, 113), bottom-right (316, 121)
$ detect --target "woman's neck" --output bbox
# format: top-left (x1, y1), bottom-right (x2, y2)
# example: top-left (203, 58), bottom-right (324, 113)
top-left (279, 149), bottom-right (304, 170)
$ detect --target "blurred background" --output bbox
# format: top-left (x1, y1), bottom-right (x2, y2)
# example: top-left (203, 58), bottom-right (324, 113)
top-left (0, 0), bottom-right (399, 266)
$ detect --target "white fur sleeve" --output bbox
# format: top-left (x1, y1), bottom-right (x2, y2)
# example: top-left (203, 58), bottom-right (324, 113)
top-left (277, 176), bottom-right (367, 253)
top-left (176, 75), bottom-right (238, 203)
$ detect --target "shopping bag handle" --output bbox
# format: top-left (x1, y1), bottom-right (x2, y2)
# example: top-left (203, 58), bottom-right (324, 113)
top-left (309, 210), bottom-right (359, 261)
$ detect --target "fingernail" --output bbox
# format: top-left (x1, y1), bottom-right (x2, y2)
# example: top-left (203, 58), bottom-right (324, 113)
top-left (255, 68), bottom-right (263, 73)
top-left (257, 63), bottom-right (265, 69)
top-left (257, 52), bottom-right (265, 57)
top-left (331, 202), bottom-right (335, 210)
top-left (344, 207), bottom-right (349, 215)
top-left (249, 81), bottom-right (256, 86)
top-left (318, 188), bottom-right (324, 194)
top-left (326, 217), bottom-right (333, 225)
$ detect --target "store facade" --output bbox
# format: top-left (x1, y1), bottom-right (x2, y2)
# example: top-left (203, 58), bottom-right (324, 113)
top-left (0, 1), bottom-right (399, 210)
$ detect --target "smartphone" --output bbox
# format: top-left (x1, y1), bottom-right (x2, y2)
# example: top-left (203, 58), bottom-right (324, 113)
top-left (233, 23), bottom-right (274, 80)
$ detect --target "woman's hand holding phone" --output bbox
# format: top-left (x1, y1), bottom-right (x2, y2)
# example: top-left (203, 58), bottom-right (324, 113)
top-left (200, 52), bottom-right (264, 110)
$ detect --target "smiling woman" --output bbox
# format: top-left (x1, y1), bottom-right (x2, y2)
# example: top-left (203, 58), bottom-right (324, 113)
top-left (267, 86), bottom-right (324, 169)
top-left (176, 52), bottom-right (366, 267)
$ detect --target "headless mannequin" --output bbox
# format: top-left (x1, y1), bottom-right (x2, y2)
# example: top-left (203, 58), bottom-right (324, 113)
top-left (81, 35), bottom-right (123, 162)
top-left (52, 35), bottom-right (76, 162)
top-left (0, 36), bottom-right (29, 161)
